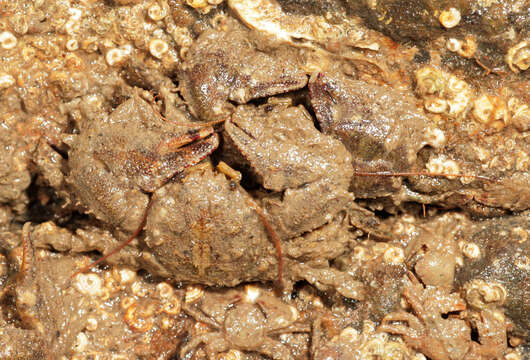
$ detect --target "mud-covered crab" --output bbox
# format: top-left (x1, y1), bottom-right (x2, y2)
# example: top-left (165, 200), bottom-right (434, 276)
top-left (379, 272), bottom-right (507, 360)
top-left (65, 91), bottom-right (219, 234)
top-left (180, 285), bottom-right (311, 359)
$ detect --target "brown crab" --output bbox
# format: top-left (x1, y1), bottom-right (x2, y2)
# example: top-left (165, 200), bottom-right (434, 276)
top-left (379, 272), bottom-right (507, 360)
top-left (65, 91), bottom-right (219, 235)
top-left (180, 285), bottom-right (311, 360)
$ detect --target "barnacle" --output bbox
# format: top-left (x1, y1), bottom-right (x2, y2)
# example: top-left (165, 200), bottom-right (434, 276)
top-left (424, 98), bottom-right (448, 114)
top-left (472, 94), bottom-right (509, 130)
top-left (147, 3), bottom-right (166, 21)
top-left (162, 296), bottom-right (182, 315)
top-left (457, 35), bottom-right (477, 58)
top-left (124, 302), bottom-right (155, 332)
top-left (439, 8), bottom-right (461, 29)
top-left (105, 47), bottom-right (130, 66)
top-left (415, 67), bottom-right (445, 96)
top-left (74, 273), bottom-right (104, 297)
top-left (185, 285), bottom-right (205, 304)
top-left (507, 97), bottom-right (530, 132)
top-left (459, 241), bottom-right (481, 259)
top-left (383, 246), bottom-right (405, 264)
top-left (72, 332), bottom-right (89, 353)
top-left (217, 349), bottom-right (243, 360)
top-left (446, 38), bottom-right (461, 52)
top-left (66, 39), bottom-right (79, 52)
top-left (417, 67), bottom-right (474, 119)
top-left (506, 41), bottom-right (530, 73)
top-left (464, 279), bottom-right (507, 309)
top-left (155, 282), bottom-right (174, 299)
top-left (149, 39), bottom-right (168, 59)
top-left (0, 73), bottom-right (15, 89)
top-left (0, 31), bottom-right (17, 49)
top-left (131, 281), bottom-right (148, 297)
top-left (85, 316), bottom-right (98, 332)
top-left (426, 156), bottom-right (460, 179)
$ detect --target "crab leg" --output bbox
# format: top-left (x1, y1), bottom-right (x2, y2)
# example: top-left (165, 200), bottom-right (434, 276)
top-left (157, 126), bottom-right (215, 156)
top-left (70, 199), bottom-right (152, 279)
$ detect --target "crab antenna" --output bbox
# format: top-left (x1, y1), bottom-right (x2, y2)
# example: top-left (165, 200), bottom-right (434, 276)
top-left (70, 199), bottom-right (152, 279)
top-left (353, 171), bottom-right (493, 182)
top-left (246, 198), bottom-right (284, 287)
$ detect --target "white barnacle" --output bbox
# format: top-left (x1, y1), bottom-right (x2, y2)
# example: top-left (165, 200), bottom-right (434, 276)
top-left (66, 38), bottom-right (79, 51)
top-left (439, 8), bottom-right (461, 29)
top-left (383, 246), bottom-right (405, 264)
top-left (0, 73), bottom-right (15, 89)
top-left (85, 316), bottom-right (98, 331)
top-left (425, 127), bottom-right (446, 148)
top-left (156, 282), bottom-right (174, 299)
top-left (147, 3), bottom-right (166, 21)
top-left (460, 242), bottom-right (481, 259)
top-left (73, 332), bottom-right (89, 353)
top-left (424, 98), bottom-right (448, 114)
top-left (446, 38), bottom-right (462, 52)
top-left (74, 273), bottom-right (104, 297)
top-left (117, 268), bottom-right (137, 285)
top-left (0, 31), bottom-right (17, 49)
top-left (105, 48), bottom-right (128, 66)
top-left (130, 281), bottom-right (148, 297)
top-left (506, 41), bottom-right (529, 73)
top-left (185, 285), bottom-right (204, 304)
top-left (426, 156), bottom-right (460, 179)
top-left (149, 38), bottom-right (169, 59)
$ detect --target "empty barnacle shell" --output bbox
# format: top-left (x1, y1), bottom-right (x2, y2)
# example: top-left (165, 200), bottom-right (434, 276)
top-left (457, 35), bottom-right (477, 58)
top-left (424, 98), bottom-right (448, 114)
top-left (124, 303), bottom-right (154, 332)
top-left (383, 246), bottom-right (405, 264)
top-left (464, 279), bottom-right (507, 309)
top-left (415, 67), bottom-right (445, 96)
top-left (426, 156), bottom-right (460, 179)
top-left (439, 8), bottom-right (461, 29)
top-left (162, 296), bottom-right (182, 315)
top-left (506, 41), bottom-right (529, 73)
top-left (74, 273), bottom-right (104, 297)
top-left (0, 31), bottom-right (17, 49)
top-left (155, 282), bottom-right (174, 299)
top-left (472, 94), bottom-right (509, 129)
top-left (66, 38), bottom-right (79, 51)
top-left (149, 39), bottom-right (168, 59)
top-left (147, 2), bottom-right (166, 21)
top-left (185, 285), bottom-right (204, 303)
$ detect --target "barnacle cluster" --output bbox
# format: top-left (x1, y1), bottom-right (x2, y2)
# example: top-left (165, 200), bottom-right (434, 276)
top-left (415, 66), bottom-right (473, 119)
top-left (464, 279), bottom-right (508, 309)
top-left (323, 320), bottom-right (426, 360)
top-left (68, 266), bottom-right (184, 356)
